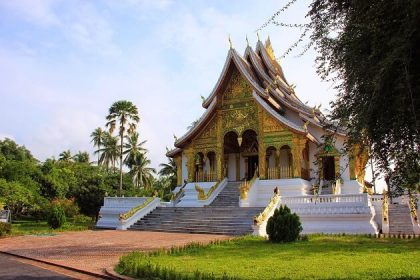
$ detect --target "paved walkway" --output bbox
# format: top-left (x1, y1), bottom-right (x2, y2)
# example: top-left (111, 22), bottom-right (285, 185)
top-left (0, 253), bottom-right (75, 280)
top-left (0, 231), bottom-right (229, 277)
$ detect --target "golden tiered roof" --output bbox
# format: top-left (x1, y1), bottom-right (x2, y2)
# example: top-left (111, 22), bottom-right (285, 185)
top-left (168, 37), bottom-right (343, 157)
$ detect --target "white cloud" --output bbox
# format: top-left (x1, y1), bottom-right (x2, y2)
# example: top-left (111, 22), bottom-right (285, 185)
top-left (0, 0), bottom-right (338, 173)
top-left (0, 0), bottom-right (60, 26)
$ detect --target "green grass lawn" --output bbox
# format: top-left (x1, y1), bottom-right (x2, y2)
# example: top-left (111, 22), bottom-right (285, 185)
top-left (117, 235), bottom-right (420, 280)
top-left (9, 216), bottom-right (94, 236)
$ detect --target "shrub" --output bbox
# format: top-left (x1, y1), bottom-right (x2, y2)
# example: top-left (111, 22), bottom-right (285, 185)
top-left (0, 222), bottom-right (11, 236)
top-left (73, 214), bottom-right (92, 224)
top-left (266, 205), bottom-right (302, 243)
top-left (51, 198), bottom-right (79, 218)
top-left (47, 205), bottom-right (66, 229)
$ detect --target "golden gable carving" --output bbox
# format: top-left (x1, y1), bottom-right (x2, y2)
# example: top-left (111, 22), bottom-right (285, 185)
top-left (263, 113), bottom-right (284, 133)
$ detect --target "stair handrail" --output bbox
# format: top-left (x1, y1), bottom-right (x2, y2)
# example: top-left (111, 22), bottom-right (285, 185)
top-left (116, 197), bottom-right (161, 230)
top-left (408, 192), bottom-right (418, 222)
top-left (172, 181), bottom-right (188, 204)
top-left (119, 197), bottom-right (155, 221)
top-left (407, 192), bottom-right (420, 234)
top-left (195, 180), bottom-right (221, 200)
top-left (253, 192), bottom-right (281, 226)
top-left (382, 191), bottom-right (390, 234)
top-left (240, 167), bottom-right (258, 200)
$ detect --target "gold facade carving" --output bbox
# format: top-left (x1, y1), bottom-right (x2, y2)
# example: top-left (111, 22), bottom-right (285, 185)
top-left (174, 155), bottom-right (182, 186)
top-left (291, 136), bottom-right (307, 178)
top-left (222, 106), bottom-right (258, 136)
top-left (223, 70), bottom-right (252, 101)
top-left (263, 113), bottom-right (285, 133)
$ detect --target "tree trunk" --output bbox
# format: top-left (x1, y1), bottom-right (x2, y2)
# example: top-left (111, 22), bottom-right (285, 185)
top-left (119, 130), bottom-right (124, 195)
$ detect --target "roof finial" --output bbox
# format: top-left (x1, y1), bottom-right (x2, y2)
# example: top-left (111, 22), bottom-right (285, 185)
top-left (246, 35), bottom-right (249, 47)
top-left (257, 32), bottom-right (261, 42)
top-left (228, 35), bottom-right (233, 49)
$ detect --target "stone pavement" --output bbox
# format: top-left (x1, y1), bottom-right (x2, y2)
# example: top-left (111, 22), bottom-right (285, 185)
top-left (0, 230), bottom-right (229, 277)
top-left (0, 253), bottom-right (75, 280)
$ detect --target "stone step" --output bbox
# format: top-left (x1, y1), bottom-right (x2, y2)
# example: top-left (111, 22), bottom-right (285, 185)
top-left (388, 204), bottom-right (414, 234)
top-left (128, 228), bottom-right (249, 235)
top-left (129, 182), bottom-right (262, 235)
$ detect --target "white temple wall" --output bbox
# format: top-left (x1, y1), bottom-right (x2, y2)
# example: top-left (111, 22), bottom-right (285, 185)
top-left (240, 155), bottom-right (246, 180)
top-left (227, 153), bottom-right (236, 181)
top-left (182, 152), bottom-right (188, 183)
top-left (203, 157), bottom-right (209, 173)
top-left (268, 153), bottom-right (276, 168)
top-left (279, 148), bottom-right (290, 167)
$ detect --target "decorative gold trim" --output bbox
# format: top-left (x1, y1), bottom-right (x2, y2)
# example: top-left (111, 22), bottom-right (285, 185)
top-left (195, 181), bottom-right (221, 200)
top-left (119, 197), bottom-right (155, 221)
top-left (254, 193), bottom-right (280, 225)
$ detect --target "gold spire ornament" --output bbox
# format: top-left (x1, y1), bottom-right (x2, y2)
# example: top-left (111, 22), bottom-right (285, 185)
top-left (257, 32), bottom-right (260, 41)
top-left (228, 35), bottom-right (233, 49)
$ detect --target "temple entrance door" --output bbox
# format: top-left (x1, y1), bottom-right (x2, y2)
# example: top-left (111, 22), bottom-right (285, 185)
top-left (247, 156), bottom-right (259, 180)
top-left (322, 156), bottom-right (335, 180)
top-left (223, 131), bottom-right (240, 181)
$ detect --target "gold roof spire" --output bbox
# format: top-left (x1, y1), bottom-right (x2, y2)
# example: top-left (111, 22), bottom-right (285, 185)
top-left (265, 35), bottom-right (276, 60)
top-left (257, 32), bottom-right (261, 42)
top-left (228, 35), bottom-right (233, 49)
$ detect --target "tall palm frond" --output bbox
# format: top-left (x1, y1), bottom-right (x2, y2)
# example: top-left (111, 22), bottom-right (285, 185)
top-left (97, 132), bottom-right (120, 171)
top-left (74, 151), bottom-right (90, 163)
top-left (106, 100), bottom-right (140, 193)
top-left (123, 132), bottom-right (147, 166)
top-left (90, 127), bottom-right (104, 165)
top-left (58, 150), bottom-right (73, 162)
top-left (129, 154), bottom-right (156, 189)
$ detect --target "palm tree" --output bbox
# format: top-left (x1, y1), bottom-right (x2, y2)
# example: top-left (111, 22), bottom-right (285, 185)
top-left (58, 150), bottom-right (73, 162)
top-left (97, 132), bottom-right (119, 171)
top-left (106, 100), bottom-right (140, 194)
top-left (90, 127), bottom-right (104, 165)
top-left (74, 151), bottom-right (90, 163)
top-left (159, 150), bottom-right (177, 188)
top-left (123, 132), bottom-right (147, 167)
top-left (129, 153), bottom-right (156, 189)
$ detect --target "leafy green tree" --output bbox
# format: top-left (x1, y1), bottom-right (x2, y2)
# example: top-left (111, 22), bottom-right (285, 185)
top-left (39, 162), bottom-right (75, 199)
top-left (58, 150), bottom-right (73, 163)
top-left (106, 100), bottom-right (140, 194)
top-left (90, 127), bottom-right (104, 165)
top-left (97, 132), bottom-right (119, 171)
top-left (129, 153), bottom-right (155, 189)
top-left (0, 138), bottom-right (35, 162)
top-left (0, 179), bottom-right (41, 216)
top-left (305, 0), bottom-right (420, 194)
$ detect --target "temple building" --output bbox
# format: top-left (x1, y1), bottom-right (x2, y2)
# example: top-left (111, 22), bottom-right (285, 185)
top-left (98, 37), bottom-right (413, 236)
top-left (167, 37), bottom-right (365, 192)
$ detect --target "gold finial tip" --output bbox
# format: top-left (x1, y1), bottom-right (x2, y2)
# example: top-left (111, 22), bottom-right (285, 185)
top-left (228, 35), bottom-right (233, 49)
top-left (257, 32), bottom-right (260, 41)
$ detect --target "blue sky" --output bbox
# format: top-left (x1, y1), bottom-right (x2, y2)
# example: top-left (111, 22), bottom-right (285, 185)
top-left (0, 0), bottom-right (337, 169)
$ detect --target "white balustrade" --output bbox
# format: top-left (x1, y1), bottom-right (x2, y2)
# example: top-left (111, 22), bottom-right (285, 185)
top-left (281, 193), bottom-right (369, 205)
